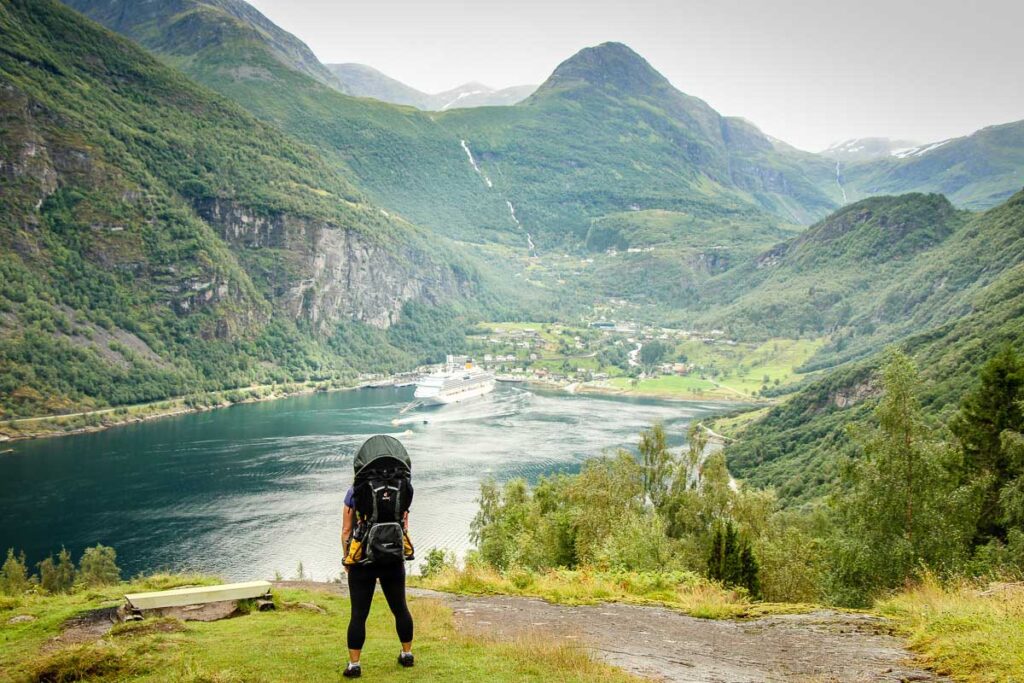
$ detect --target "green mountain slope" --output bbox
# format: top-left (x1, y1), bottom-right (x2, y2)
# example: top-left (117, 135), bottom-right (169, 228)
top-left (440, 43), bottom-right (843, 244)
top-left (696, 193), bottom-right (968, 340)
top-left (57, 0), bottom-right (539, 246)
top-left (61, 0), bottom-right (346, 90)
top-left (842, 120), bottom-right (1024, 210)
top-left (724, 190), bottom-right (1024, 502)
top-left (326, 63), bottom-right (431, 108)
top-left (0, 0), bottom-right (477, 418)
top-left (62, 1), bottom-right (842, 248)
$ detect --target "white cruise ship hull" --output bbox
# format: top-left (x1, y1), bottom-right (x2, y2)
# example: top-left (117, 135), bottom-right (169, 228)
top-left (414, 357), bottom-right (496, 406)
top-left (416, 378), bottom-right (495, 405)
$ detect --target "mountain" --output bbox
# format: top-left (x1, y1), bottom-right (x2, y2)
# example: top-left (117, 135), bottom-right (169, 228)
top-left (695, 193), bottom-right (968, 340)
top-left (0, 0), bottom-right (477, 418)
top-left (62, 0), bottom-right (347, 91)
top-left (722, 189), bottom-right (1024, 501)
top-left (327, 64), bottom-right (535, 110)
top-left (325, 63), bottom-right (430, 107)
top-left (821, 137), bottom-right (921, 162)
top-left (59, 0), bottom-right (529, 248)
top-left (63, 2), bottom-right (845, 244)
top-left (841, 120), bottom-right (1024, 210)
top-left (439, 42), bottom-right (843, 242)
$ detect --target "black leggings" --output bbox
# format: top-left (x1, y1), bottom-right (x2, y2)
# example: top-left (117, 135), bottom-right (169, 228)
top-left (346, 562), bottom-right (414, 650)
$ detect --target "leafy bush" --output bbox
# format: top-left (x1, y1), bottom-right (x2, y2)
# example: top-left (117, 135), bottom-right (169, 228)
top-left (0, 549), bottom-right (31, 596)
top-left (419, 548), bottom-right (456, 579)
top-left (78, 545), bottom-right (120, 587)
top-left (38, 548), bottom-right (76, 594)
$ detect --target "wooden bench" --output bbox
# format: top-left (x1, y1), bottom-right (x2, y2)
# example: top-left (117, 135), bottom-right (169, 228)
top-left (123, 580), bottom-right (273, 621)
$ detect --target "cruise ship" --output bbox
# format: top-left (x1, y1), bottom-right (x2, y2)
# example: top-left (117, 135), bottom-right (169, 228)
top-left (413, 355), bottom-right (495, 405)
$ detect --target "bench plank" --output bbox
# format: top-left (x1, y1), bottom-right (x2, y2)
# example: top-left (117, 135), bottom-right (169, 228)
top-left (125, 580), bottom-right (271, 610)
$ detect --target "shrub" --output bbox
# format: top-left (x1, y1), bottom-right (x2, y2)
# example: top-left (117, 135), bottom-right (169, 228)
top-left (1, 549), bottom-right (31, 596)
top-left (420, 548), bottom-right (455, 578)
top-left (707, 522), bottom-right (760, 598)
top-left (596, 510), bottom-right (680, 572)
top-left (78, 545), bottom-right (120, 587)
top-left (39, 547), bottom-right (76, 594)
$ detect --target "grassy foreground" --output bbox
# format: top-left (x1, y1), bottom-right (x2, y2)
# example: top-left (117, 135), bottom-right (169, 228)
top-left (0, 576), bottom-right (637, 682)
top-left (878, 577), bottom-right (1024, 682)
top-left (414, 565), bottom-right (814, 620)
top-left (419, 565), bottom-right (1024, 682)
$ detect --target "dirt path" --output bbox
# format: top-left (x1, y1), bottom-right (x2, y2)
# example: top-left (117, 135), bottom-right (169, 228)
top-left (280, 582), bottom-right (941, 682)
top-left (438, 594), bottom-right (940, 682)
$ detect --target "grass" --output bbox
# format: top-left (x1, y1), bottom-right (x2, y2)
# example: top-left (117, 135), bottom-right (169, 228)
top-left (878, 576), bottom-right (1024, 682)
top-left (607, 374), bottom-right (730, 398)
top-left (706, 406), bottom-right (773, 439)
top-left (414, 564), bottom-right (815, 620)
top-left (0, 576), bottom-right (638, 682)
top-left (674, 337), bottom-right (827, 397)
top-left (602, 337), bottom-right (826, 400)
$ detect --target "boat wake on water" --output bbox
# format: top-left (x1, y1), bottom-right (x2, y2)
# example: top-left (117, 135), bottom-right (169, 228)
top-left (392, 387), bottom-right (529, 426)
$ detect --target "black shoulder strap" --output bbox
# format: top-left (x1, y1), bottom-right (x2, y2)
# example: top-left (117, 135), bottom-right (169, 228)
top-left (369, 479), bottom-right (379, 523)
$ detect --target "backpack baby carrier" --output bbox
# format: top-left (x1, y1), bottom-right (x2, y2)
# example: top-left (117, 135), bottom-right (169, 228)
top-left (343, 435), bottom-right (415, 566)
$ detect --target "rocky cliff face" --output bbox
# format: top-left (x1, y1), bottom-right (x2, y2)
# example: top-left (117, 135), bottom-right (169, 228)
top-left (195, 199), bottom-right (471, 329)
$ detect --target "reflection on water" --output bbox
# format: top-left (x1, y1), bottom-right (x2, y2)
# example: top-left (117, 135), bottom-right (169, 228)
top-left (0, 386), bottom-right (727, 580)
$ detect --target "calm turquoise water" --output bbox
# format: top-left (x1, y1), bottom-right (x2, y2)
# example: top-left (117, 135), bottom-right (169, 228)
top-left (0, 386), bottom-right (727, 580)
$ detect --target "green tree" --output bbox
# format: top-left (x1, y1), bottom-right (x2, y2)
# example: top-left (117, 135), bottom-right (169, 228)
top-left (828, 349), bottom-right (979, 605)
top-left (78, 545), bottom-right (120, 586)
top-left (950, 345), bottom-right (1024, 544)
top-left (0, 549), bottom-right (31, 596)
top-left (38, 547), bottom-right (76, 594)
top-left (999, 430), bottom-right (1024, 531)
top-left (640, 341), bottom-right (667, 367)
top-left (471, 478), bottom-right (533, 569)
top-left (707, 521), bottom-right (760, 597)
top-left (639, 423), bottom-right (674, 509)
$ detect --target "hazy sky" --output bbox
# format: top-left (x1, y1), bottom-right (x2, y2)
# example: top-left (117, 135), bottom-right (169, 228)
top-left (246, 0), bottom-right (1023, 152)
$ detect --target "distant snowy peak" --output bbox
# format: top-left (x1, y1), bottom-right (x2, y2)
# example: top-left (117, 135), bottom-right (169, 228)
top-left (433, 83), bottom-right (536, 110)
top-left (890, 139), bottom-right (953, 159)
top-left (327, 64), bottom-right (535, 111)
top-left (821, 137), bottom-right (920, 162)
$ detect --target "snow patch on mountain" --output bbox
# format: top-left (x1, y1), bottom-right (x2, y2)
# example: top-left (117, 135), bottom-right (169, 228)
top-left (891, 139), bottom-right (952, 159)
top-left (441, 90), bottom-right (488, 111)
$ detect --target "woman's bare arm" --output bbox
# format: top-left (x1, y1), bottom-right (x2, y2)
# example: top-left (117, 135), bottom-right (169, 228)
top-left (342, 505), bottom-right (354, 545)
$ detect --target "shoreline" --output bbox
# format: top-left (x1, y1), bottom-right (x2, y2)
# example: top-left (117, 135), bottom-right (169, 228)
top-left (0, 380), bottom-right (361, 444)
top-left (1, 375), bottom-right (769, 446)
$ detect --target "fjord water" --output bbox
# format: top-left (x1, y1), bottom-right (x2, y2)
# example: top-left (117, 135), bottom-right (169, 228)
top-left (0, 386), bottom-right (726, 580)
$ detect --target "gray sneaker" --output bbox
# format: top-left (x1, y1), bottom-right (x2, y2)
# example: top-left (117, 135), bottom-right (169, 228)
top-left (343, 662), bottom-right (361, 678)
top-left (398, 652), bottom-right (414, 668)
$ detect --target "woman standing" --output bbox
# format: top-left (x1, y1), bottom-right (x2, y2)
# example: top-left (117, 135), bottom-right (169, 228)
top-left (341, 435), bottom-right (415, 678)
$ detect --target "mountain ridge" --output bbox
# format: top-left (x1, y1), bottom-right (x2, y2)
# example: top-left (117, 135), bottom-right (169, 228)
top-left (842, 120), bottom-right (1024, 210)
top-left (61, 0), bottom-right (347, 91)
top-left (327, 63), bottom-right (535, 110)
top-left (64, 0), bottom-right (844, 251)
top-left (0, 0), bottom-right (479, 418)
top-left (723, 188), bottom-right (1024, 500)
